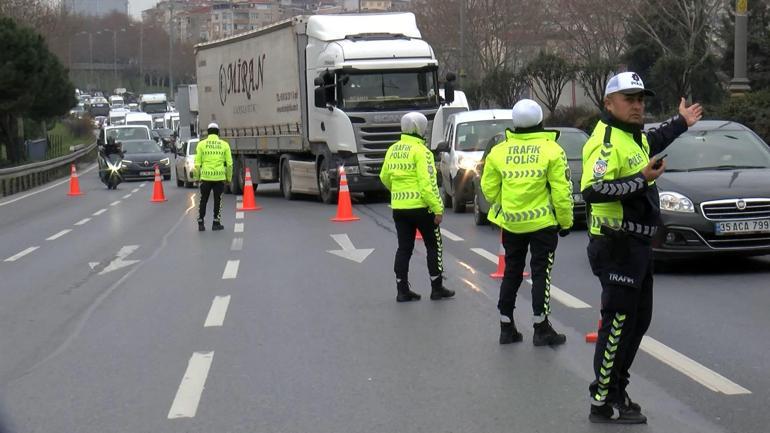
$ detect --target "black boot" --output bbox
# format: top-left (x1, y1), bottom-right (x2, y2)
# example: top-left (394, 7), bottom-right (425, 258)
top-left (430, 277), bottom-right (455, 300)
top-left (212, 221), bottom-right (224, 231)
top-left (623, 390), bottom-right (642, 413)
top-left (532, 317), bottom-right (566, 346)
top-left (589, 402), bottom-right (647, 424)
top-left (396, 280), bottom-right (421, 302)
top-left (499, 320), bottom-right (523, 344)
top-left (198, 220), bottom-right (205, 231)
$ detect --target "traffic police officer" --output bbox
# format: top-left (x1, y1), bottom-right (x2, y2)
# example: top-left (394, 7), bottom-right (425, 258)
top-left (380, 112), bottom-right (454, 302)
top-left (481, 99), bottom-right (573, 346)
top-left (582, 72), bottom-right (702, 423)
top-left (194, 122), bottom-right (233, 232)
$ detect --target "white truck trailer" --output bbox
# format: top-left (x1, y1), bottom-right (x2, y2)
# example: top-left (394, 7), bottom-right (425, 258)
top-left (194, 13), bottom-right (458, 201)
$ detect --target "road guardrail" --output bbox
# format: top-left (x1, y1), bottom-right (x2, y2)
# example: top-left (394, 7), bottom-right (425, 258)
top-left (0, 141), bottom-right (97, 197)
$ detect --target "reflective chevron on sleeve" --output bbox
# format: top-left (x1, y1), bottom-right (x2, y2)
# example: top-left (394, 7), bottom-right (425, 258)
top-left (501, 206), bottom-right (552, 222)
top-left (592, 175), bottom-right (645, 197)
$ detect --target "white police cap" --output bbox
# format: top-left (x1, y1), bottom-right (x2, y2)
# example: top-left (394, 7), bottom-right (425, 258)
top-left (400, 112), bottom-right (428, 138)
top-left (207, 122), bottom-right (219, 130)
top-left (604, 72), bottom-right (656, 98)
top-left (511, 99), bottom-right (543, 129)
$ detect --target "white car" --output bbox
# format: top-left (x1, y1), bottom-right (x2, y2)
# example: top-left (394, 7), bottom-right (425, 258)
top-left (437, 109), bottom-right (513, 212)
top-left (98, 125), bottom-right (152, 145)
top-left (125, 112), bottom-right (153, 130)
top-left (174, 138), bottom-right (199, 188)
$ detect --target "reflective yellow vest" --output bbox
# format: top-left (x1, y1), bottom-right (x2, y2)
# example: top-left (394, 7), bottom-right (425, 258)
top-left (380, 134), bottom-right (443, 215)
top-left (481, 129), bottom-right (574, 233)
top-left (194, 134), bottom-right (233, 182)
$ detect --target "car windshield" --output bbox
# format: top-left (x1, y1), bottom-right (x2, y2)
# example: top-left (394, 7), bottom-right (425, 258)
top-left (337, 69), bottom-right (439, 111)
top-left (556, 131), bottom-right (589, 160)
top-left (155, 129), bottom-right (173, 138)
top-left (456, 120), bottom-right (512, 151)
top-left (122, 140), bottom-right (162, 154)
top-left (107, 127), bottom-right (150, 141)
top-left (142, 102), bottom-right (167, 113)
top-left (664, 130), bottom-right (770, 171)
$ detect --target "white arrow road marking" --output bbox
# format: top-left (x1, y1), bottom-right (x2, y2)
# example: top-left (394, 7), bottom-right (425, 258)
top-left (167, 351), bottom-right (214, 419)
top-left (234, 223), bottom-right (244, 233)
top-left (110, 200), bottom-right (121, 206)
top-left (204, 296), bottom-right (231, 327)
top-left (46, 229), bottom-right (72, 241)
top-left (231, 238), bottom-right (243, 251)
top-left (92, 208), bottom-right (107, 216)
top-left (88, 262), bottom-right (100, 270)
top-left (74, 218), bottom-right (91, 226)
top-left (440, 228), bottom-right (464, 241)
top-left (327, 234), bottom-right (374, 264)
top-left (222, 260), bottom-right (240, 279)
top-left (640, 336), bottom-right (751, 395)
top-left (4, 246), bottom-right (39, 262)
top-left (98, 245), bottom-right (140, 275)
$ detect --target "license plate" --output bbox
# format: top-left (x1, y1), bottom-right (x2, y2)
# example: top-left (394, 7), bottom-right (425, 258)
top-left (140, 171), bottom-right (155, 176)
top-left (715, 219), bottom-right (770, 235)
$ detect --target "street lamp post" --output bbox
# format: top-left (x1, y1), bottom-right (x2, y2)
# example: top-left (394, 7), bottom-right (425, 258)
top-left (77, 31), bottom-right (95, 89)
top-left (105, 28), bottom-right (126, 86)
top-left (729, 0), bottom-right (751, 95)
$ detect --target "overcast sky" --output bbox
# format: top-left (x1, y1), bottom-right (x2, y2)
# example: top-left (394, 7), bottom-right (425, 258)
top-left (128, 0), bottom-right (158, 18)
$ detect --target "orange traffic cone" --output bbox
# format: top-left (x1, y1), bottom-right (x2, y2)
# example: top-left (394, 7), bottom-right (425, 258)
top-left (416, 229), bottom-right (423, 240)
top-left (67, 164), bottom-right (83, 196)
top-left (585, 319), bottom-right (602, 343)
top-left (150, 165), bottom-right (167, 202)
top-left (238, 168), bottom-right (262, 211)
top-left (331, 166), bottom-right (360, 222)
top-left (490, 232), bottom-right (531, 279)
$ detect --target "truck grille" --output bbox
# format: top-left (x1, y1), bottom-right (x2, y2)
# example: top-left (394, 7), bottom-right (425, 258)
top-left (358, 125), bottom-right (402, 151)
top-left (701, 199), bottom-right (770, 221)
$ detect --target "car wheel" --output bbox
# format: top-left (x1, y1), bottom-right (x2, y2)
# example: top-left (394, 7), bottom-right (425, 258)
top-left (176, 169), bottom-right (184, 187)
top-left (281, 160), bottom-right (296, 200)
top-left (452, 193), bottom-right (466, 213)
top-left (440, 185), bottom-right (452, 208)
top-left (473, 192), bottom-right (489, 225)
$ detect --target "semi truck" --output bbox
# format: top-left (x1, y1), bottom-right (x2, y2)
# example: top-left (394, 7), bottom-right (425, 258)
top-left (194, 13), bottom-right (458, 201)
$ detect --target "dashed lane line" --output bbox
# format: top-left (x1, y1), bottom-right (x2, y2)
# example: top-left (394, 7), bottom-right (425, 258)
top-left (110, 200), bottom-right (121, 207)
top-left (231, 238), bottom-right (243, 251)
top-left (139, 183), bottom-right (147, 187)
top-left (131, 188), bottom-right (140, 193)
top-left (234, 223), bottom-right (244, 233)
top-left (222, 260), bottom-right (240, 279)
top-left (235, 212), bottom-right (244, 220)
top-left (470, 247), bottom-right (498, 263)
top-left (92, 208), bottom-right (107, 216)
top-left (122, 193), bottom-right (132, 199)
top-left (46, 229), bottom-right (72, 241)
top-left (640, 336), bottom-right (751, 395)
top-left (4, 246), bottom-right (39, 262)
top-left (441, 228), bottom-right (464, 242)
top-left (203, 295), bottom-right (231, 328)
top-left (167, 351), bottom-right (215, 419)
top-left (74, 218), bottom-right (91, 226)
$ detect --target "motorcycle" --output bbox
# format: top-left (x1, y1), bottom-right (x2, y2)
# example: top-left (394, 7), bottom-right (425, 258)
top-left (99, 152), bottom-right (124, 190)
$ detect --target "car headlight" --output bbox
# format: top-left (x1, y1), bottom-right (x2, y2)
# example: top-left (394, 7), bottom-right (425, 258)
top-left (160, 158), bottom-right (170, 166)
top-left (121, 159), bottom-right (132, 168)
top-left (458, 155), bottom-right (479, 171)
top-left (659, 191), bottom-right (694, 213)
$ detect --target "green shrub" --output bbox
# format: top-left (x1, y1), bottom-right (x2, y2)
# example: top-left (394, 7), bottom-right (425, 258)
top-left (716, 89), bottom-right (770, 143)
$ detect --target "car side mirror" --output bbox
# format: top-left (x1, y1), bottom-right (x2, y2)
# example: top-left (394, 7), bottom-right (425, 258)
top-left (435, 140), bottom-right (450, 153)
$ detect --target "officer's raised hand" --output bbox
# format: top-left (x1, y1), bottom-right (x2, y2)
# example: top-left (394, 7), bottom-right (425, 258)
top-left (641, 155), bottom-right (666, 181)
top-left (679, 97), bottom-right (704, 127)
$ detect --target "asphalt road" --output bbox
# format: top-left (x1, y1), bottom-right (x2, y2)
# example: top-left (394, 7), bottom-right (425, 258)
top-left (0, 164), bottom-right (768, 433)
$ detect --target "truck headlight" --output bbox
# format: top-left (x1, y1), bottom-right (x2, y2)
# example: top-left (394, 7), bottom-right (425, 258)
top-left (659, 191), bottom-right (694, 213)
top-left (458, 155), bottom-right (479, 172)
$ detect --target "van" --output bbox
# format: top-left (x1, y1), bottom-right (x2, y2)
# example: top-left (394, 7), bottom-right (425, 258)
top-left (125, 112), bottom-right (153, 131)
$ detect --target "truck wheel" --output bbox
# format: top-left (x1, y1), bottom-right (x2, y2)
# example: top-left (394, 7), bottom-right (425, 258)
top-left (317, 157), bottom-right (337, 204)
top-left (280, 161), bottom-right (296, 200)
top-left (473, 191), bottom-right (489, 226)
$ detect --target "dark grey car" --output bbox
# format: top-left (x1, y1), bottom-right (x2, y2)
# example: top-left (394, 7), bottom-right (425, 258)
top-left (471, 127), bottom-right (589, 226)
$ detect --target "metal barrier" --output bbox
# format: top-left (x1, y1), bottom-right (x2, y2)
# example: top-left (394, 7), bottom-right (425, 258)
top-left (0, 141), bottom-right (97, 198)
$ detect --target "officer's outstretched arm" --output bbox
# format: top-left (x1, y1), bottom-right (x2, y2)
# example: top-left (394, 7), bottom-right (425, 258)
top-left (480, 153), bottom-right (501, 205)
top-left (645, 114), bottom-right (688, 154)
top-left (415, 148), bottom-right (443, 215)
top-left (548, 149), bottom-right (574, 229)
top-left (379, 148), bottom-right (393, 191)
top-left (225, 144), bottom-right (233, 183)
top-left (581, 145), bottom-right (648, 204)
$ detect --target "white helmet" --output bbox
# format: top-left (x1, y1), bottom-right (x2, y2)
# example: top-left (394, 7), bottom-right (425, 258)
top-left (207, 122), bottom-right (219, 130)
top-left (400, 112), bottom-right (428, 138)
top-left (511, 99), bottom-right (543, 129)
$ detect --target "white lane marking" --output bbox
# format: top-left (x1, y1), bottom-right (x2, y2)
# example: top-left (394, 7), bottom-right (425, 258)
top-left (440, 228), bottom-right (464, 241)
top-left (167, 351), bottom-right (215, 419)
top-left (235, 212), bottom-right (244, 220)
top-left (471, 248), bottom-right (591, 309)
top-left (641, 336), bottom-right (751, 395)
top-left (234, 223), bottom-right (244, 233)
top-left (92, 208), bottom-right (107, 216)
top-left (131, 188), bottom-right (139, 193)
top-left (0, 164), bottom-right (97, 207)
top-left (46, 229), bottom-right (72, 241)
top-left (204, 296), bottom-right (231, 328)
top-left (231, 238), bottom-right (243, 251)
top-left (110, 200), bottom-right (121, 206)
top-left (139, 183), bottom-right (147, 187)
top-left (4, 246), bottom-right (40, 262)
top-left (98, 245), bottom-right (140, 275)
top-left (236, 195), bottom-right (243, 202)
top-left (122, 193), bottom-right (132, 199)
top-left (222, 260), bottom-right (240, 279)
top-left (471, 248), bottom-right (499, 264)
top-left (74, 218), bottom-right (91, 226)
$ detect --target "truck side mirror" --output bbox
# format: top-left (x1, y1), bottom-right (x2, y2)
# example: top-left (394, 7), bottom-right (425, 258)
top-left (443, 72), bottom-right (456, 105)
top-left (314, 86), bottom-right (327, 108)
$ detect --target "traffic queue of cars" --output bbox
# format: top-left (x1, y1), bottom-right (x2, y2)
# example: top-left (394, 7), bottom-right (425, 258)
top-left (436, 110), bottom-right (770, 262)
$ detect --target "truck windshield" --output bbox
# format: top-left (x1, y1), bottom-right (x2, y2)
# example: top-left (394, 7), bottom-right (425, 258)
top-left (337, 70), bottom-right (438, 111)
top-left (141, 102), bottom-right (167, 114)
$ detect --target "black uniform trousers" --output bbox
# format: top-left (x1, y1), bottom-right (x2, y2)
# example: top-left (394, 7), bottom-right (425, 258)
top-left (498, 226), bottom-right (558, 319)
top-left (393, 208), bottom-right (443, 281)
top-left (587, 235), bottom-right (654, 405)
top-left (198, 180), bottom-right (225, 223)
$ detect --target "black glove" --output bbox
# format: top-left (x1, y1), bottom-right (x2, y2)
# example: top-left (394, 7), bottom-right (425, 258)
top-left (558, 229), bottom-right (570, 238)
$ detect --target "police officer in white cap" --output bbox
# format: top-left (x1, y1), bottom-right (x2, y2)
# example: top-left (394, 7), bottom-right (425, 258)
top-left (194, 122), bottom-right (233, 231)
top-left (481, 99), bottom-right (573, 346)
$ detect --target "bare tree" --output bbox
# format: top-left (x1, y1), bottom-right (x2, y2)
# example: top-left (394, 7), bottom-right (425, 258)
top-left (524, 51), bottom-right (575, 115)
